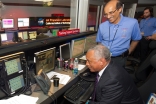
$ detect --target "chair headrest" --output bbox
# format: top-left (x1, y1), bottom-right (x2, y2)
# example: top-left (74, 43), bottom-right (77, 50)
top-left (150, 54), bottom-right (156, 69)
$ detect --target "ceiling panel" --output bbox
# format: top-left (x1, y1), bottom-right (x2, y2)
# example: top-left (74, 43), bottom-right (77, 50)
top-left (138, 0), bottom-right (156, 4)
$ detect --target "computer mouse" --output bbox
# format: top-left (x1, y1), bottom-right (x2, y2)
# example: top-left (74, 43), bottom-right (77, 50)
top-left (83, 72), bottom-right (90, 77)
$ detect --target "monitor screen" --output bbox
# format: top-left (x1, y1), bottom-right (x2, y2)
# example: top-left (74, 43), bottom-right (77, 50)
top-left (2, 19), bottom-right (14, 28)
top-left (18, 32), bottom-right (23, 39)
top-left (35, 47), bottom-right (56, 74)
top-left (1, 33), bottom-right (14, 43)
top-left (84, 35), bottom-right (97, 52)
top-left (71, 38), bottom-right (86, 58)
top-left (9, 75), bottom-right (25, 93)
top-left (18, 31), bottom-right (28, 40)
top-left (5, 58), bottom-right (22, 76)
top-left (18, 18), bottom-right (29, 27)
top-left (28, 31), bottom-right (37, 39)
top-left (60, 43), bottom-right (70, 61)
top-left (52, 29), bottom-right (59, 36)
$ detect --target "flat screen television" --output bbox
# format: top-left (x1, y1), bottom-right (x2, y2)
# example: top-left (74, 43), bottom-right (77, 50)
top-left (34, 47), bottom-right (56, 74)
top-left (2, 19), bottom-right (14, 28)
top-left (59, 43), bottom-right (70, 61)
top-left (18, 18), bottom-right (29, 27)
top-left (71, 37), bottom-right (86, 58)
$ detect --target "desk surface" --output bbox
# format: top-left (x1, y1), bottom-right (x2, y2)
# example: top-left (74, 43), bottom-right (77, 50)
top-left (31, 66), bottom-right (88, 104)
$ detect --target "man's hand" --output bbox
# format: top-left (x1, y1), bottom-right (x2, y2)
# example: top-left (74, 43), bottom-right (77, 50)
top-left (145, 36), bottom-right (152, 40)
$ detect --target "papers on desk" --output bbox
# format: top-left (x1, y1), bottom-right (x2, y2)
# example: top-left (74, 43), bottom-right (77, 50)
top-left (47, 71), bottom-right (71, 85)
top-left (0, 94), bottom-right (38, 104)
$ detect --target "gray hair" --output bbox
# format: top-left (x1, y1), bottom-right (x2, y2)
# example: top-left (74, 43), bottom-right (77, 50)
top-left (88, 44), bottom-right (111, 61)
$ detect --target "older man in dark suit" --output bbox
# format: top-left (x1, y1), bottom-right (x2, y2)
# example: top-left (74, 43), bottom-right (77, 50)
top-left (86, 44), bottom-right (143, 104)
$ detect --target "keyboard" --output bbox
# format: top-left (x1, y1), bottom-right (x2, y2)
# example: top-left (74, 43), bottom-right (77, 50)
top-left (64, 79), bottom-right (92, 101)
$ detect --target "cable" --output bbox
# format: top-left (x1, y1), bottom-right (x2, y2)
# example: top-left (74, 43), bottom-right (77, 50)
top-left (24, 86), bottom-right (32, 95)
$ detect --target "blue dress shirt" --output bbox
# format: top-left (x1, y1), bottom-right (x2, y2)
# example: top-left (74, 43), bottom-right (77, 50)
top-left (96, 14), bottom-right (141, 56)
top-left (140, 17), bottom-right (156, 36)
top-left (153, 30), bottom-right (156, 34)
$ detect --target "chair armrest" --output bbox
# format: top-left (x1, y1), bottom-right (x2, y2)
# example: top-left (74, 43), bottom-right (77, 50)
top-left (127, 57), bottom-right (140, 64)
top-left (124, 66), bottom-right (135, 73)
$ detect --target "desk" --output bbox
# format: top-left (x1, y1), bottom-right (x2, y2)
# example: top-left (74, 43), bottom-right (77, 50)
top-left (31, 66), bottom-right (88, 104)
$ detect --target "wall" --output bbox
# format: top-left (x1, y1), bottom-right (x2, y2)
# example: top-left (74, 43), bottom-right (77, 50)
top-left (0, 6), bottom-right (70, 30)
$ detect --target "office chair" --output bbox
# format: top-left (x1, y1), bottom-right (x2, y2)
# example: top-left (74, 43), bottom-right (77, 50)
top-left (125, 49), bottom-right (156, 83)
top-left (138, 54), bottom-right (156, 102)
top-left (149, 40), bottom-right (156, 50)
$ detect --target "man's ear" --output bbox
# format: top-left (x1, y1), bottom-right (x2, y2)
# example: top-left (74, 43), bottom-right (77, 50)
top-left (118, 7), bottom-right (122, 13)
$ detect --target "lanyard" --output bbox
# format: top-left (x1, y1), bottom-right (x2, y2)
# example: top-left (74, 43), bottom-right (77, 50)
top-left (108, 25), bottom-right (119, 49)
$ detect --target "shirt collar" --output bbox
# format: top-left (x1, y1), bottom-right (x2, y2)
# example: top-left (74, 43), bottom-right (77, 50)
top-left (98, 63), bottom-right (109, 78)
top-left (109, 14), bottom-right (124, 26)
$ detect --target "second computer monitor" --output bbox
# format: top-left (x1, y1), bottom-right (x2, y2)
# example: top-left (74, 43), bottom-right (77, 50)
top-left (34, 47), bottom-right (56, 74)
top-left (71, 38), bottom-right (86, 58)
top-left (60, 43), bottom-right (70, 61)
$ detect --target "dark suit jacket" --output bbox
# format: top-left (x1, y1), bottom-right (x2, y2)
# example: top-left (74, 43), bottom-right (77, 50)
top-left (89, 61), bottom-right (143, 104)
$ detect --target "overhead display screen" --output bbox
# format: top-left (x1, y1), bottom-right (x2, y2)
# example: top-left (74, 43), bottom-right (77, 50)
top-left (2, 19), bottom-right (14, 28)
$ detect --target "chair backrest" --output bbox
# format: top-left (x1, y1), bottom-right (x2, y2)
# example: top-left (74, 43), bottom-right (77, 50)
top-left (150, 54), bottom-right (156, 69)
top-left (149, 40), bottom-right (156, 50)
top-left (135, 49), bottom-right (156, 81)
top-left (138, 54), bottom-right (156, 102)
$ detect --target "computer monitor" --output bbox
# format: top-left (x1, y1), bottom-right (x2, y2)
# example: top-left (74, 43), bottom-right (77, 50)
top-left (18, 18), bottom-right (29, 27)
top-left (2, 19), bottom-right (14, 28)
top-left (84, 35), bottom-right (97, 52)
top-left (60, 43), bottom-right (70, 61)
top-left (52, 29), bottom-right (59, 36)
top-left (34, 47), bottom-right (56, 74)
top-left (18, 31), bottom-right (28, 40)
top-left (0, 33), bottom-right (14, 43)
top-left (88, 27), bottom-right (95, 31)
top-left (0, 52), bottom-right (26, 95)
top-left (71, 38), bottom-right (86, 58)
top-left (28, 31), bottom-right (37, 39)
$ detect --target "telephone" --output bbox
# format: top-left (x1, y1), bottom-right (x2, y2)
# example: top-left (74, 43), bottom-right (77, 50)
top-left (34, 69), bottom-right (51, 94)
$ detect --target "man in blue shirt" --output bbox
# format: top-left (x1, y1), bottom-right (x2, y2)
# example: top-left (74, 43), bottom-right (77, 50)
top-left (96, 0), bottom-right (141, 67)
top-left (139, 7), bottom-right (156, 62)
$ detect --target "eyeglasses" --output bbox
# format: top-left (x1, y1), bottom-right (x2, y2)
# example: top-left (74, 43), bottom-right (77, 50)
top-left (104, 9), bottom-right (118, 17)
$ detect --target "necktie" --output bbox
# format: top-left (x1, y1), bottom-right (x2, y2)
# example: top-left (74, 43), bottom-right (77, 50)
top-left (92, 73), bottom-right (99, 101)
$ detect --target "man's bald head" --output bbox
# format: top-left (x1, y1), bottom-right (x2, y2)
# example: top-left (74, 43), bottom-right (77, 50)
top-left (105, 0), bottom-right (123, 10)
top-left (104, 0), bottom-right (123, 24)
